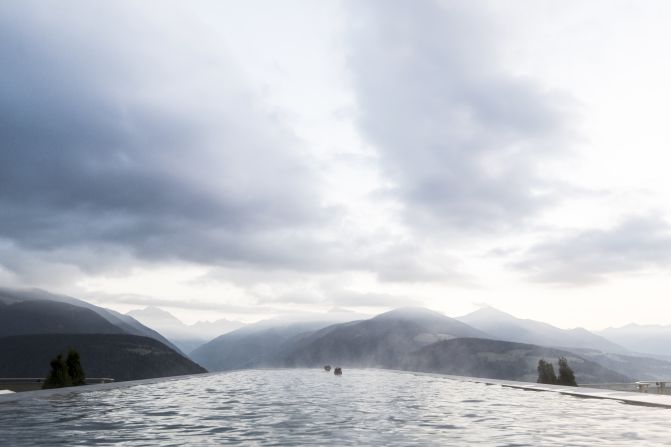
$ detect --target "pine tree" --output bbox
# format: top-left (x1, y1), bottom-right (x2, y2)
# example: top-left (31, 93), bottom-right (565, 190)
top-left (66, 348), bottom-right (86, 386)
top-left (42, 354), bottom-right (72, 389)
top-left (537, 359), bottom-right (557, 384)
top-left (557, 356), bottom-right (578, 386)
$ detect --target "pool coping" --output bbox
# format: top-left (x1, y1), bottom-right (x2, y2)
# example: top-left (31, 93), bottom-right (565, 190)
top-left (2, 368), bottom-right (671, 409)
top-left (396, 370), bottom-right (671, 409)
top-left (0, 371), bottom-right (219, 403)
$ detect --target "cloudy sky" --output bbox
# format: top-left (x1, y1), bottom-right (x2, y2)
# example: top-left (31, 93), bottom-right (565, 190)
top-left (2, 0), bottom-right (671, 329)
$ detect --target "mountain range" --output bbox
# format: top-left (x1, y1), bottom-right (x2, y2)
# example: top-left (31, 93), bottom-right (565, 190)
top-left (281, 308), bottom-right (488, 368)
top-left (191, 319), bottom-right (360, 371)
top-left (457, 306), bottom-right (626, 353)
top-left (0, 287), bottom-right (179, 352)
top-left (128, 302), bottom-right (671, 364)
top-left (402, 338), bottom-right (627, 383)
top-left (0, 288), bottom-right (205, 382)
top-left (597, 324), bottom-right (671, 358)
top-left (192, 307), bottom-right (637, 383)
top-left (0, 334), bottom-right (205, 381)
top-left (127, 306), bottom-right (244, 354)
top-left (4, 286), bottom-right (671, 386)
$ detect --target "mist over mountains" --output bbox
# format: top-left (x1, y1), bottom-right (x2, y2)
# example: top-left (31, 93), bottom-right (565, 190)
top-left (0, 288), bottom-right (205, 381)
top-left (457, 306), bottom-right (626, 353)
top-left (189, 306), bottom-right (667, 383)
top-left (191, 320), bottom-right (338, 372)
top-left (3, 287), bottom-right (671, 385)
top-left (281, 308), bottom-right (488, 368)
top-left (127, 306), bottom-right (244, 354)
top-left (0, 287), bottom-right (179, 352)
top-left (598, 324), bottom-right (671, 358)
top-left (0, 334), bottom-right (205, 381)
top-left (403, 338), bottom-right (628, 384)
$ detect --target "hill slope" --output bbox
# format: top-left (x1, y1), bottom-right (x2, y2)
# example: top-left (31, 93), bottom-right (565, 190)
top-left (127, 306), bottom-right (244, 354)
top-left (282, 307), bottom-right (491, 368)
top-left (0, 300), bottom-right (123, 337)
top-left (0, 334), bottom-right (206, 381)
top-left (191, 320), bottom-right (335, 371)
top-left (458, 307), bottom-right (625, 353)
top-left (0, 287), bottom-right (180, 353)
top-left (192, 306), bottom-right (630, 383)
top-left (569, 348), bottom-right (671, 381)
top-left (403, 338), bottom-right (630, 384)
top-left (598, 324), bottom-right (671, 357)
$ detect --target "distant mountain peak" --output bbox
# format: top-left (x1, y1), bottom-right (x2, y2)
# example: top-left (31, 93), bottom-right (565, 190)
top-left (465, 305), bottom-right (516, 318)
top-left (458, 306), bottom-right (627, 354)
top-left (127, 306), bottom-right (183, 324)
top-left (374, 307), bottom-right (449, 321)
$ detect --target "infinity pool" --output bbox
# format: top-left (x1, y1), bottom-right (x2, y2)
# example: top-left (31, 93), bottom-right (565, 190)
top-left (0, 369), bottom-right (669, 445)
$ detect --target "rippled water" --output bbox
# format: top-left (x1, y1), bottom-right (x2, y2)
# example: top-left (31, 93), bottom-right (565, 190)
top-left (1, 369), bottom-right (669, 446)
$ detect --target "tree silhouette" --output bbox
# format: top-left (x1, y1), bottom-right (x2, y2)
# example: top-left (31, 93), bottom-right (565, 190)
top-left (42, 354), bottom-right (72, 389)
top-left (66, 348), bottom-right (86, 386)
top-left (557, 356), bottom-right (578, 386)
top-left (537, 359), bottom-right (557, 384)
top-left (42, 348), bottom-right (86, 389)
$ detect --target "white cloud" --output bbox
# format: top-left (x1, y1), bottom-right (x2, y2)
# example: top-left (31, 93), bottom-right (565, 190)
top-left (3, 1), bottom-right (671, 328)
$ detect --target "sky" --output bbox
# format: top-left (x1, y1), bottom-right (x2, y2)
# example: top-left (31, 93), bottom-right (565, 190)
top-left (2, 0), bottom-right (671, 329)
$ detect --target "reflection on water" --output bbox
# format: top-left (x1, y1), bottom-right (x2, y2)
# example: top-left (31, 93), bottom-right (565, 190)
top-left (1, 369), bottom-right (669, 446)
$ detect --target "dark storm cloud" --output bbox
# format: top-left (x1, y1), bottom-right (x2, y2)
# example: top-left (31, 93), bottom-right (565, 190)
top-left (515, 216), bottom-right (671, 284)
top-left (347, 0), bottom-right (573, 232)
top-left (0, 2), bottom-right (329, 270)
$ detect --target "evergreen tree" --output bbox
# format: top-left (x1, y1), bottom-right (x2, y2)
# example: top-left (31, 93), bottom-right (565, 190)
top-left (42, 349), bottom-right (87, 389)
top-left (66, 348), bottom-right (86, 386)
top-left (537, 359), bottom-right (557, 384)
top-left (557, 356), bottom-right (578, 386)
top-left (42, 354), bottom-right (72, 389)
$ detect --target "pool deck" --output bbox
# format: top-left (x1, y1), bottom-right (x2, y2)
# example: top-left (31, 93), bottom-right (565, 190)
top-left (2, 369), bottom-right (671, 409)
top-left (0, 371), bottom-right (216, 403)
top-left (432, 373), bottom-right (671, 409)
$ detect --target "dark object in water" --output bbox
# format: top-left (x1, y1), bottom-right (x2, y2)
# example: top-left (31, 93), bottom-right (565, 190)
top-left (324, 365), bottom-right (332, 372)
top-left (334, 367), bottom-right (342, 376)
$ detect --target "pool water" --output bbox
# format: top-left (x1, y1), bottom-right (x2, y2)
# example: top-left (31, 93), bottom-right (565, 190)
top-left (1, 369), bottom-right (669, 446)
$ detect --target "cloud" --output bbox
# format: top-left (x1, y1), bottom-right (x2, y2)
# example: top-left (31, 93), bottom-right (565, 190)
top-left (328, 289), bottom-right (418, 308)
top-left (254, 284), bottom-right (416, 309)
top-left (515, 216), bottom-right (671, 284)
top-left (346, 0), bottom-right (574, 232)
top-left (0, 0), bottom-right (592, 307)
top-left (0, 1), bottom-right (331, 271)
top-left (84, 291), bottom-right (286, 315)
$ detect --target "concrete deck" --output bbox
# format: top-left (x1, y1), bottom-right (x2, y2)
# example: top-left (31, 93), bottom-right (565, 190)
top-left (0, 371), bottom-right (214, 404)
top-left (433, 373), bottom-right (671, 409)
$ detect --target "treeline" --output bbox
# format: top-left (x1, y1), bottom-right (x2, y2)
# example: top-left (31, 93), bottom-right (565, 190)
top-left (537, 357), bottom-right (577, 386)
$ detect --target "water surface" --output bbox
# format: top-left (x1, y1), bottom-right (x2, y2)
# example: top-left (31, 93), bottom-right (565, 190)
top-left (1, 369), bottom-right (669, 446)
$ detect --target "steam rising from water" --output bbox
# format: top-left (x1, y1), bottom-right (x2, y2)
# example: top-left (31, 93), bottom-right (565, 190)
top-left (1, 369), bottom-right (668, 445)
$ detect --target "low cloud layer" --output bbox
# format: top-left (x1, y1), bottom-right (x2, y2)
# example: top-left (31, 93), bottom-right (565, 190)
top-left (0, 2), bottom-right (335, 273)
top-left (347, 0), bottom-right (573, 233)
top-left (516, 216), bottom-right (671, 284)
top-left (3, 1), bottom-right (670, 325)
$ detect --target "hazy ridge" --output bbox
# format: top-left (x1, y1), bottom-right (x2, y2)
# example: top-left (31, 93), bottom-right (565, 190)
top-left (4, 287), bottom-right (671, 385)
top-left (0, 288), bottom-right (206, 381)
